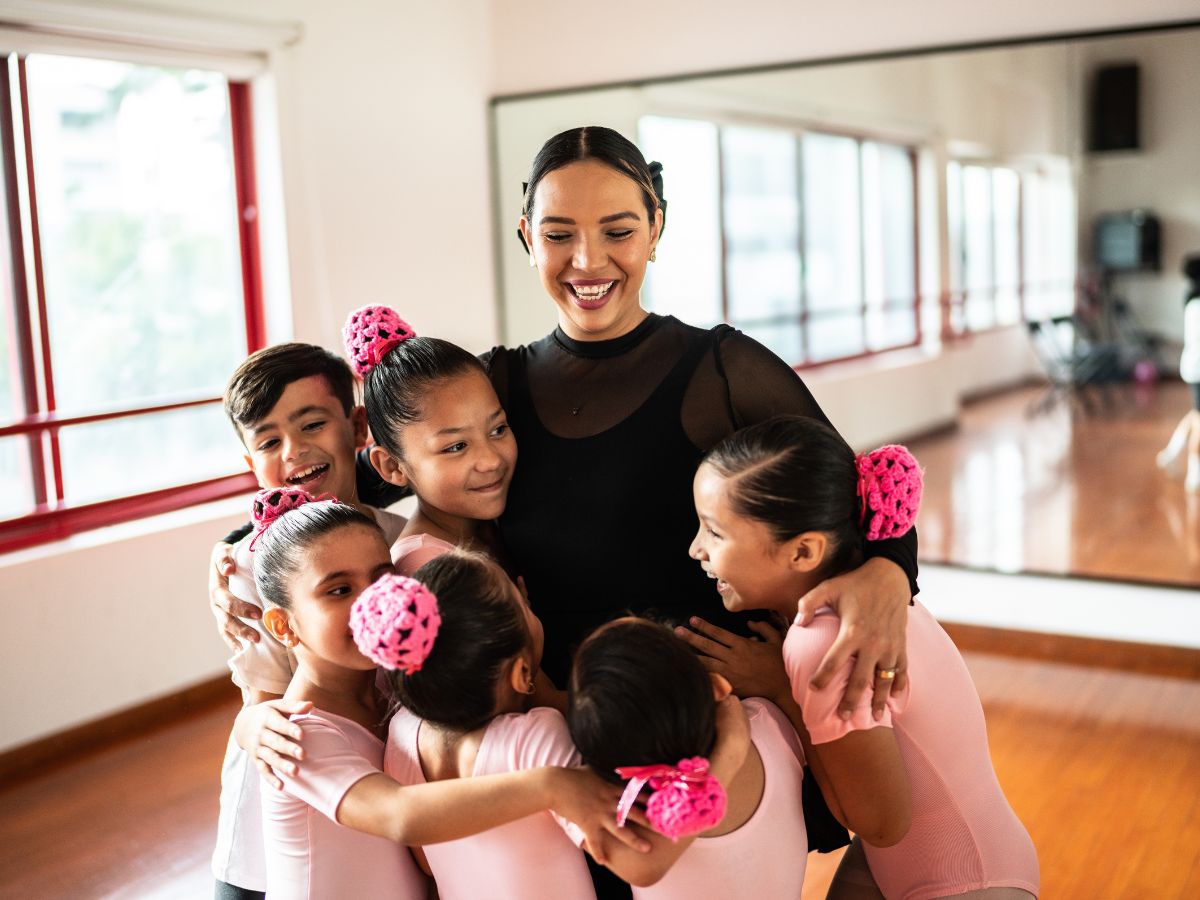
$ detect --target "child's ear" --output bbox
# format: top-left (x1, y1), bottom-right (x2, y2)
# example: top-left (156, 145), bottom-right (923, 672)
top-left (351, 405), bottom-right (369, 449)
top-left (709, 672), bottom-right (733, 702)
top-left (263, 607), bottom-right (297, 648)
top-left (369, 445), bottom-right (408, 488)
top-left (784, 532), bottom-right (828, 573)
top-left (508, 654), bottom-right (535, 696)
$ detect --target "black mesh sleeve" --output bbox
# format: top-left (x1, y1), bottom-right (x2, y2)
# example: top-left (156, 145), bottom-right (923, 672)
top-left (221, 522), bottom-right (252, 545)
top-left (716, 329), bottom-right (919, 596)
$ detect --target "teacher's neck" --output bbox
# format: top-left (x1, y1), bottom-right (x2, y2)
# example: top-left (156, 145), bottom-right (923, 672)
top-left (557, 306), bottom-right (649, 343)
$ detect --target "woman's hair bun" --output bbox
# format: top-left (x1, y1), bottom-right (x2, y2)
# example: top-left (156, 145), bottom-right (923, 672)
top-left (350, 573), bottom-right (442, 673)
top-left (343, 305), bottom-right (417, 377)
top-left (856, 445), bottom-right (923, 541)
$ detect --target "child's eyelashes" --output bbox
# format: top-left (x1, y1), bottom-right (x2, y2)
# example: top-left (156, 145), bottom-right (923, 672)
top-left (490, 423), bottom-right (510, 438)
top-left (441, 441), bottom-right (468, 454)
top-left (302, 420), bottom-right (326, 432)
top-left (256, 438), bottom-right (279, 452)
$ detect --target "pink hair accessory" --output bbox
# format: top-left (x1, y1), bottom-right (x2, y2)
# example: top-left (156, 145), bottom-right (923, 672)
top-left (343, 305), bottom-right (417, 377)
top-left (350, 574), bottom-right (442, 673)
top-left (855, 444), bottom-right (923, 541)
top-left (248, 487), bottom-right (337, 551)
top-left (614, 757), bottom-right (727, 841)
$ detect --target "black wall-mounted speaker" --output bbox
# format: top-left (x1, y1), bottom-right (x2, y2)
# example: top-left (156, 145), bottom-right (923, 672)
top-left (1089, 63), bottom-right (1140, 152)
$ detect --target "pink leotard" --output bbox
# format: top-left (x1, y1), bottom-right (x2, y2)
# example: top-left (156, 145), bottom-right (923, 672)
top-left (784, 601), bottom-right (1039, 900)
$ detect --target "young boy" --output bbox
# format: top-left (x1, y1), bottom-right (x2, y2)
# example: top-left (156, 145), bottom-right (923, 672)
top-left (212, 342), bottom-right (406, 900)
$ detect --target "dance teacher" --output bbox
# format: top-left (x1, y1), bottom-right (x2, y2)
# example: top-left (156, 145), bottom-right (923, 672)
top-left (209, 124), bottom-right (918, 771)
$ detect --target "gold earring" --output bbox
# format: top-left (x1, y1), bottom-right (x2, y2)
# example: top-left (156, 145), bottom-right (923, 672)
top-left (649, 249), bottom-right (657, 263)
top-left (522, 680), bottom-right (536, 695)
top-left (528, 253), bottom-right (536, 268)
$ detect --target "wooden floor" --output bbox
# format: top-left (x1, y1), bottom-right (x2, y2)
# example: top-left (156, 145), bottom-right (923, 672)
top-left (908, 380), bottom-right (1200, 587)
top-left (2, 648), bottom-right (1198, 899)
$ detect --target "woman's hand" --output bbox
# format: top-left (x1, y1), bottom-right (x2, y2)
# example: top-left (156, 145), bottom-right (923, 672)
top-left (233, 698), bottom-right (312, 789)
top-left (549, 767), bottom-right (653, 865)
top-left (796, 556), bottom-right (910, 721)
top-left (210, 541), bottom-right (261, 650)
top-left (675, 617), bottom-right (791, 704)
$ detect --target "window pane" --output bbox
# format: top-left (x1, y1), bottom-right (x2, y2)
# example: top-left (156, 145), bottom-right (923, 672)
top-left (803, 133), bottom-right (862, 313)
top-left (1024, 166), bottom-right (1077, 320)
top-left (58, 404), bottom-right (243, 506)
top-left (867, 307), bottom-right (918, 351)
top-left (25, 55), bottom-right (245, 414)
top-left (722, 126), bottom-right (801, 325)
top-left (808, 312), bottom-right (864, 362)
top-left (639, 116), bottom-right (722, 326)
top-left (738, 320), bottom-right (803, 365)
top-left (993, 168), bottom-right (1020, 325)
top-left (0, 436), bottom-right (38, 519)
top-left (962, 165), bottom-right (993, 329)
top-left (864, 142), bottom-right (916, 350)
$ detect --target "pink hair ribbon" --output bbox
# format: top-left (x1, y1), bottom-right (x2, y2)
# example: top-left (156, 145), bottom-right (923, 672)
top-left (614, 756), bottom-right (727, 841)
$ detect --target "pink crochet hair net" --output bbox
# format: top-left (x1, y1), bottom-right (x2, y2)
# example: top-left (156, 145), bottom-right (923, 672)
top-left (343, 305), bottom-right (417, 377)
top-left (616, 757), bottom-right (727, 842)
top-left (350, 573), bottom-right (442, 673)
top-left (856, 444), bottom-right (923, 541)
top-left (249, 487), bottom-right (331, 550)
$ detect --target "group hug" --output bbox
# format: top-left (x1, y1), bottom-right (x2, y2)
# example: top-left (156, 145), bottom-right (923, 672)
top-left (205, 126), bottom-right (1039, 899)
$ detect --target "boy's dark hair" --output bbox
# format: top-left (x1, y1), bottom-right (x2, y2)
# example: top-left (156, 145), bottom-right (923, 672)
top-left (703, 415), bottom-right (864, 577)
top-left (363, 339), bottom-right (486, 459)
top-left (253, 501), bottom-right (382, 609)
top-left (225, 342), bottom-right (356, 438)
top-left (568, 618), bottom-right (715, 783)
top-left (387, 550), bottom-right (528, 732)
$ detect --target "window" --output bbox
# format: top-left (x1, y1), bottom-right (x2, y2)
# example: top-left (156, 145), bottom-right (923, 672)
top-left (639, 115), bottom-right (920, 367)
top-left (0, 52), bottom-right (262, 552)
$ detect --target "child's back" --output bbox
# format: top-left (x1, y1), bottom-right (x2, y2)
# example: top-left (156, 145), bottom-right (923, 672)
top-left (386, 706), bottom-right (595, 899)
top-left (785, 602), bottom-right (1039, 898)
top-left (632, 697), bottom-right (808, 900)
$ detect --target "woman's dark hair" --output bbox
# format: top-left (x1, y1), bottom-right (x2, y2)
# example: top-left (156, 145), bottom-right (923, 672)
top-left (253, 501), bottom-right (383, 609)
top-left (519, 126), bottom-right (667, 250)
top-left (363, 339), bottom-right (486, 460)
top-left (388, 550), bottom-right (529, 732)
top-left (568, 618), bottom-right (715, 783)
top-left (703, 416), bottom-right (863, 576)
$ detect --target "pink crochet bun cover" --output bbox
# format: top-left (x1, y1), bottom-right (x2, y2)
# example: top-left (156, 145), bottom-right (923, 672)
top-left (615, 757), bottom-right (727, 841)
top-left (856, 444), bottom-right (923, 541)
top-left (350, 574), bottom-right (442, 673)
top-left (343, 305), bottom-right (417, 376)
top-left (249, 486), bottom-right (333, 550)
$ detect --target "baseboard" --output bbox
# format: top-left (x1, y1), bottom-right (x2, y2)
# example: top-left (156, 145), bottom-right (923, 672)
top-left (0, 675), bottom-right (239, 785)
top-left (944, 622), bottom-right (1200, 680)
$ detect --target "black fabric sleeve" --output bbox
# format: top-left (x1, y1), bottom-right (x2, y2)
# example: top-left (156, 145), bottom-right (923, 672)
top-left (716, 330), bottom-right (919, 597)
top-left (221, 522), bottom-right (252, 545)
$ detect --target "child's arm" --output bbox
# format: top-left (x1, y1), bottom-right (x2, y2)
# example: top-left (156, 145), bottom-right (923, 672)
top-left (336, 766), bottom-right (651, 862)
top-left (586, 692), bottom-right (752, 886)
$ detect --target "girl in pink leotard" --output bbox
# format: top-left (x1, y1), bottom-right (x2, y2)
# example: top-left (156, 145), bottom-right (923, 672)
top-left (689, 416), bottom-right (1039, 900)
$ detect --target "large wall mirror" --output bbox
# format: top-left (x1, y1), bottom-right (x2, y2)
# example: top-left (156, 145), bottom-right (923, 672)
top-left (490, 22), bottom-right (1200, 593)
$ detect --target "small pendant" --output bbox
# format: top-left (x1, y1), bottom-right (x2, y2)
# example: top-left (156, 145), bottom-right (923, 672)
top-left (571, 406), bottom-right (581, 416)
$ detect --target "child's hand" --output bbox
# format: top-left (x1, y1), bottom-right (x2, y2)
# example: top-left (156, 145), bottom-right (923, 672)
top-left (234, 698), bottom-right (312, 789)
top-left (675, 617), bottom-right (790, 704)
top-left (550, 767), bottom-right (653, 864)
top-left (210, 540), bottom-right (261, 650)
top-left (795, 556), bottom-right (910, 720)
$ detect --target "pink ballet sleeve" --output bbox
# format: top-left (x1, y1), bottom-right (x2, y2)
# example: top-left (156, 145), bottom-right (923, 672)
top-left (782, 609), bottom-right (909, 744)
top-left (276, 714), bottom-right (382, 822)
top-left (390, 533), bottom-right (456, 576)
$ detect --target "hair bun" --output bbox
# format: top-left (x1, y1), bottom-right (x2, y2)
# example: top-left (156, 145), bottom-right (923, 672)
top-left (856, 445), bottom-right (923, 541)
top-left (343, 305), bottom-right (417, 377)
top-left (249, 487), bottom-right (326, 549)
top-left (615, 757), bottom-right (727, 841)
top-left (350, 574), bottom-right (442, 673)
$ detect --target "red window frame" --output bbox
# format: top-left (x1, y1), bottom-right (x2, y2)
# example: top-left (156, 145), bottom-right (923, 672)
top-left (0, 57), bottom-right (264, 554)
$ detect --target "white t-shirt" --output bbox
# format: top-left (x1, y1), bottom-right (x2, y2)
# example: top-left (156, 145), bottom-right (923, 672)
top-left (211, 503), bottom-right (406, 890)
top-left (1181, 297), bottom-right (1200, 384)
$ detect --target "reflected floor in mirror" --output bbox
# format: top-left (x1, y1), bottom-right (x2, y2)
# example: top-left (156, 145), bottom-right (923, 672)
top-left (2, 646), bottom-right (1199, 899)
top-left (909, 380), bottom-right (1200, 588)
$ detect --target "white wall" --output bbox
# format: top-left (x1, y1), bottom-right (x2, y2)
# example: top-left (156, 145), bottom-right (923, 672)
top-left (1074, 30), bottom-right (1200, 344)
top-left (0, 0), bottom-right (495, 753)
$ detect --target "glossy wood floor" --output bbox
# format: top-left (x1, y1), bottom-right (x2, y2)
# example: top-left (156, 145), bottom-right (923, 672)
top-left (909, 380), bottom-right (1200, 587)
top-left (2, 648), bottom-right (1198, 899)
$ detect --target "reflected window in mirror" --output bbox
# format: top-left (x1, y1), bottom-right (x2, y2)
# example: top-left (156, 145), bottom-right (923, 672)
top-left (639, 115), bottom-right (919, 368)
